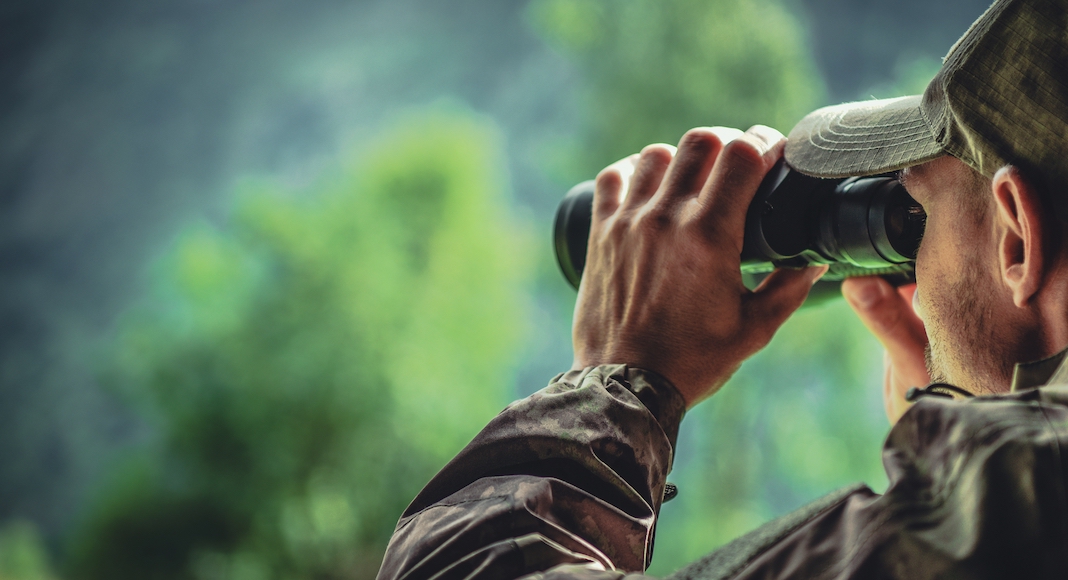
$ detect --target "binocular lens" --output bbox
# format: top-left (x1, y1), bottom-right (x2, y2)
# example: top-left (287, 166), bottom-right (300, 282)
top-left (810, 175), bottom-right (924, 273)
top-left (887, 202), bottom-right (927, 259)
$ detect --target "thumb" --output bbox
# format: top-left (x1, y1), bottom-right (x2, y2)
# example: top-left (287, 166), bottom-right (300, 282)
top-left (746, 265), bottom-right (828, 343)
top-left (842, 277), bottom-right (928, 371)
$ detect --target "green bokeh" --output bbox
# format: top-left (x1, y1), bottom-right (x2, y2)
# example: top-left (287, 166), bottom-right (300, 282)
top-left (527, 0), bottom-right (826, 177)
top-left (66, 108), bottom-right (535, 580)
top-left (0, 521), bottom-right (57, 580)
top-left (0, 1), bottom-right (913, 578)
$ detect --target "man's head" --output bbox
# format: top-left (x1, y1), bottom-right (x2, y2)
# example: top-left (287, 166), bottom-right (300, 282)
top-left (897, 156), bottom-right (1067, 393)
top-left (786, 0), bottom-right (1068, 393)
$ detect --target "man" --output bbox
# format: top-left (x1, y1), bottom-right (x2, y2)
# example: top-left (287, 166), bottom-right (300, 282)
top-left (377, 0), bottom-right (1068, 577)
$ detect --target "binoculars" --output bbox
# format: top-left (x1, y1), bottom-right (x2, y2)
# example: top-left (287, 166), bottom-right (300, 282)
top-left (554, 159), bottom-right (926, 295)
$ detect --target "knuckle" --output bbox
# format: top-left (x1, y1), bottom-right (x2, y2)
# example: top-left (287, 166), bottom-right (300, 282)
top-left (610, 212), bottom-right (632, 232)
top-left (639, 143), bottom-right (675, 167)
top-left (595, 167), bottom-right (623, 192)
top-left (679, 128), bottom-right (723, 153)
top-left (709, 126), bottom-right (745, 145)
top-left (599, 212), bottom-right (633, 243)
top-left (719, 136), bottom-right (766, 171)
top-left (745, 124), bottom-right (786, 145)
top-left (637, 207), bottom-right (674, 233)
top-left (686, 213), bottom-right (723, 239)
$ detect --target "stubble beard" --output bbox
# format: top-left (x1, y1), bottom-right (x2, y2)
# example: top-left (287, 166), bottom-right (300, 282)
top-left (922, 257), bottom-right (1015, 394)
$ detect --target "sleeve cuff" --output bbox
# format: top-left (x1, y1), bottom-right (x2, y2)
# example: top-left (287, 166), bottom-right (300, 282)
top-left (553, 364), bottom-right (687, 452)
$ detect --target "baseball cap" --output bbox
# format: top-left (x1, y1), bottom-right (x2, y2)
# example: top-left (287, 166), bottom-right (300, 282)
top-left (785, 0), bottom-right (1068, 193)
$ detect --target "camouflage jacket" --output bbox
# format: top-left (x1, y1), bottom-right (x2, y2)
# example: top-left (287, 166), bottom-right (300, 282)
top-left (376, 364), bottom-right (1068, 579)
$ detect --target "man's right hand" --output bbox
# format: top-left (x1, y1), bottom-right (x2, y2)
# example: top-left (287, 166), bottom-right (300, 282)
top-left (842, 277), bottom-right (931, 424)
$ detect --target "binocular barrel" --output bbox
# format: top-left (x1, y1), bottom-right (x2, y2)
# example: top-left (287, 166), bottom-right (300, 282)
top-left (553, 159), bottom-right (925, 291)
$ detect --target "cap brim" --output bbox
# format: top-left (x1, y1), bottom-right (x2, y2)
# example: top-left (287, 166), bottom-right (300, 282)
top-left (785, 95), bottom-right (944, 178)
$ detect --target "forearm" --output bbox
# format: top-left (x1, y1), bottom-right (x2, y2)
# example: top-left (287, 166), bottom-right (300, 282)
top-left (377, 365), bottom-right (686, 580)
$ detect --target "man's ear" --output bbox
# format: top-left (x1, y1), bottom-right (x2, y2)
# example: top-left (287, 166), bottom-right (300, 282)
top-left (992, 165), bottom-right (1045, 307)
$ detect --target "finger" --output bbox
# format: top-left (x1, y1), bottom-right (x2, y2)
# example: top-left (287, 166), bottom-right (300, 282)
top-left (897, 283), bottom-right (916, 303)
top-left (842, 278), bottom-right (929, 377)
top-left (593, 154), bottom-right (639, 222)
top-left (706, 126), bottom-right (745, 145)
top-left (695, 125), bottom-right (786, 242)
top-left (745, 265), bottom-right (828, 345)
top-left (884, 355), bottom-right (911, 424)
top-left (885, 351), bottom-right (925, 424)
top-left (651, 127), bottom-right (739, 208)
top-left (620, 144), bottom-right (675, 211)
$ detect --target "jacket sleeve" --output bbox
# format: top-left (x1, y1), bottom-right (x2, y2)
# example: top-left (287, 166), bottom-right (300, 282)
top-left (375, 365), bottom-right (687, 580)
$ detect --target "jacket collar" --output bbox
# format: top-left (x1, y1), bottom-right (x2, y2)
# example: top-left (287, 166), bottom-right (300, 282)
top-left (1011, 346), bottom-right (1068, 391)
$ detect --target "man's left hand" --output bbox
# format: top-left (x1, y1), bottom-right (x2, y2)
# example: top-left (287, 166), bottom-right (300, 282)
top-left (572, 126), bottom-right (827, 408)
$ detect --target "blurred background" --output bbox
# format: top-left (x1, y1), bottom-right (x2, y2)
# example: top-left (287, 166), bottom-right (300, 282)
top-left (0, 0), bottom-right (994, 578)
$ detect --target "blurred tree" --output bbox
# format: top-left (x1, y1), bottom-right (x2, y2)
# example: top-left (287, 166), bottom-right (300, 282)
top-left (68, 107), bottom-right (534, 580)
top-left (61, 1), bottom-right (897, 578)
top-left (0, 521), bottom-right (57, 580)
top-left (527, 0), bottom-right (826, 178)
top-left (796, 0), bottom-right (996, 100)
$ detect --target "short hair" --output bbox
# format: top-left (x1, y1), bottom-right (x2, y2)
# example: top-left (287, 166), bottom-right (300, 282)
top-left (962, 164), bottom-right (993, 227)
top-left (1013, 164), bottom-right (1068, 254)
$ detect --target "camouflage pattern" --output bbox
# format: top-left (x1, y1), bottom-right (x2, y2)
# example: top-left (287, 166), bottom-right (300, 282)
top-left (377, 363), bottom-right (1068, 579)
top-left (376, 365), bottom-right (685, 579)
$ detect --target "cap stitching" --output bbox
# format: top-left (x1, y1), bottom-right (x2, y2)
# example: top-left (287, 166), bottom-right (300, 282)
top-left (806, 131), bottom-right (937, 153)
top-left (813, 118), bottom-right (931, 145)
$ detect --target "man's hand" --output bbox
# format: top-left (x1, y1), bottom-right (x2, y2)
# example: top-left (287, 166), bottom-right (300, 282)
top-left (572, 126), bottom-right (827, 409)
top-left (841, 278), bottom-right (931, 424)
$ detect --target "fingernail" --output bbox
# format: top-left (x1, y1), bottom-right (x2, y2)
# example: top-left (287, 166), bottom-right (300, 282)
top-left (745, 125), bottom-right (784, 154)
top-left (808, 265), bottom-right (829, 285)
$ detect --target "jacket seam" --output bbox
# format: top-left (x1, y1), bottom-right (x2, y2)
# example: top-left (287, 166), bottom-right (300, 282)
top-left (727, 486), bottom-right (868, 579)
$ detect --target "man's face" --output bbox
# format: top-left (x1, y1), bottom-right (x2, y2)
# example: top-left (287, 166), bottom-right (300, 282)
top-left (900, 156), bottom-right (1040, 394)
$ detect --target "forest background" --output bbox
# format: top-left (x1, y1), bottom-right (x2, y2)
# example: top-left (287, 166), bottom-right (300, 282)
top-left (0, 0), bottom-right (995, 578)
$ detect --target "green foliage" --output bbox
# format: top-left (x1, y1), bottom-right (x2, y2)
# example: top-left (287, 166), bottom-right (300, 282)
top-left (862, 55), bottom-right (942, 99)
top-left (527, 0), bottom-right (826, 176)
top-left (0, 521), bottom-right (57, 580)
top-left (61, 2), bottom-right (891, 578)
top-left (70, 108), bottom-right (534, 580)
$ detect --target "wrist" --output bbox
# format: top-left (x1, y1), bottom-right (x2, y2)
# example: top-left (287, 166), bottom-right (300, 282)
top-left (572, 350), bottom-right (735, 409)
